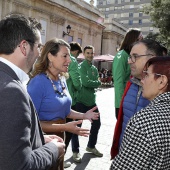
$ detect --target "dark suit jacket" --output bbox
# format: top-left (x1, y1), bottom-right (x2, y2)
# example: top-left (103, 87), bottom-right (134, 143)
top-left (0, 62), bottom-right (58, 170)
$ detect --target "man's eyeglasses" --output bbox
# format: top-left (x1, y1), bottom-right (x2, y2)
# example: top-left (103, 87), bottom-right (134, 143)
top-left (142, 70), bottom-right (163, 79)
top-left (128, 54), bottom-right (154, 63)
top-left (26, 39), bottom-right (44, 52)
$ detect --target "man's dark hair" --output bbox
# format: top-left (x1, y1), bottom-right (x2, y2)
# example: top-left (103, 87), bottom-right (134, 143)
top-left (70, 42), bottom-right (82, 53)
top-left (0, 13), bottom-right (42, 55)
top-left (83, 45), bottom-right (94, 53)
top-left (132, 39), bottom-right (164, 56)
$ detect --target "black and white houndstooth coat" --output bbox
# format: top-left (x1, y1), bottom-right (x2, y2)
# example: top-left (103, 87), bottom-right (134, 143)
top-left (110, 92), bottom-right (170, 170)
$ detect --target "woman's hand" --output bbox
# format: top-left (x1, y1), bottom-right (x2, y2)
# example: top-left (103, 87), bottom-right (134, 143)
top-left (65, 120), bottom-right (90, 137)
top-left (83, 106), bottom-right (100, 122)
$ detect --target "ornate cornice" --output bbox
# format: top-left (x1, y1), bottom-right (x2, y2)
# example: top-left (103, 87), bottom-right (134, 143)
top-left (50, 15), bottom-right (65, 25)
top-left (10, 0), bottom-right (65, 25)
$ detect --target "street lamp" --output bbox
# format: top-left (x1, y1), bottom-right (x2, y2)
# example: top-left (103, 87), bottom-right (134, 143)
top-left (63, 25), bottom-right (71, 37)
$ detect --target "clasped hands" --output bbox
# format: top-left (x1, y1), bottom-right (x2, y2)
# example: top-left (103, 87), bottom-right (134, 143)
top-left (44, 135), bottom-right (65, 157)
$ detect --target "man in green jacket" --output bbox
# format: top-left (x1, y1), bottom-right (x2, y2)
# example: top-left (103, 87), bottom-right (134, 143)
top-left (71, 45), bottom-right (103, 163)
top-left (65, 42), bottom-right (82, 167)
top-left (66, 42), bottom-right (82, 110)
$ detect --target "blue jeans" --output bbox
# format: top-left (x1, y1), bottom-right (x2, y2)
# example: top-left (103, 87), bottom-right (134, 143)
top-left (71, 102), bottom-right (101, 153)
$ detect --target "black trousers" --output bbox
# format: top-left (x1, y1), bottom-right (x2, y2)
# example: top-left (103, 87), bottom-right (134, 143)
top-left (71, 102), bottom-right (101, 153)
top-left (65, 105), bottom-right (76, 151)
top-left (115, 108), bottom-right (119, 119)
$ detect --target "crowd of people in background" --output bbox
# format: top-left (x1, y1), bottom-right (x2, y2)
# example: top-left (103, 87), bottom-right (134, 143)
top-left (0, 13), bottom-right (170, 170)
top-left (99, 68), bottom-right (113, 85)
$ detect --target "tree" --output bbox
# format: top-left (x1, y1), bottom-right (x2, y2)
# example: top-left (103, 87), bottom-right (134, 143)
top-left (145, 32), bottom-right (165, 45)
top-left (143, 0), bottom-right (170, 48)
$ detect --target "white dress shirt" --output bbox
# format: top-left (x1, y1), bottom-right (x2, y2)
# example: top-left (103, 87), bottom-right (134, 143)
top-left (0, 57), bottom-right (29, 88)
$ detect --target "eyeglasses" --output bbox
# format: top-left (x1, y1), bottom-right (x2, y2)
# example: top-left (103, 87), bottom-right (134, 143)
top-left (128, 54), bottom-right (154, 63)
top-left (142, 70), bottom-right (163, 79)
top-left (26, 39), bottom-right (44, 52)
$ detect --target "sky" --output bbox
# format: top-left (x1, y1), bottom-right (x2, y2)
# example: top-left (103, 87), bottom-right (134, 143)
top-left (84, 0), bottom-right (97, 6)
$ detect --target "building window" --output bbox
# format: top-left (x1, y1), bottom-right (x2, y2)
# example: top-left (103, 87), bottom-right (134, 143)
top-left (121, 13), bottom-right (124, 17)
top-left (115, 0), bottom-right (118, 4)
top-left (129, 19), bottom-right (133, 25)
top-left (130, 5), bottom-right (134, 9)
top-left (121, 0), bottom-right (125, 2)
top-left (139, 12), bottom-right (143, 17)
top-left (122, 6), bottom-right (124, 10)
top-left (149, 27), bottom-right (153, 32)
top-left (106, 8), bottom-right (109, 11)
top-left (114, 6), bottom-right (118, 10)
top-left (77, 38), bottom-right (82, 45)
top-left (105, 14), bottom-right (109, 18)
top-left (130, 0), bottom-right (134, 2)
top-left (99, 1), bottom-right (103, 5)
top-left (139, 19), bottom-right (142, 25)
top-left (107, 0), bottom-right (110, 4)
top-left (129, 12), bottom-right (133, 17)
top-left (68, 36), bottom-right (73, 44)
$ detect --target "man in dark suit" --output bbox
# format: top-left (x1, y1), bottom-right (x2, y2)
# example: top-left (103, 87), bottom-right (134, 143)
top-left (0, 14), bottom-right (65, 170)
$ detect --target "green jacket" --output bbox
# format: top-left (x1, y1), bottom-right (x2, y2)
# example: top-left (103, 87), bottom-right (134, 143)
top-left (77, 59), bottom-right (101, 106)
top-left (112, 50), bottom-right (131, 108)
top-left (66, 55), bottom-right (82, 106)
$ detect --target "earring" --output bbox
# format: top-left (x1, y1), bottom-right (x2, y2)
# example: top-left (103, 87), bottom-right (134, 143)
top-left (49, 61), bottom-right (52, 68)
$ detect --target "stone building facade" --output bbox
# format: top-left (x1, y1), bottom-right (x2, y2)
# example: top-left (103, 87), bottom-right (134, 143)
top-left (0, 0), bottom-right (126, 67)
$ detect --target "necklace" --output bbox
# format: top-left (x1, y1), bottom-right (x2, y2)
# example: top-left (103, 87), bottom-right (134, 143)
top-left (46, 71), bottom-right (66, 97)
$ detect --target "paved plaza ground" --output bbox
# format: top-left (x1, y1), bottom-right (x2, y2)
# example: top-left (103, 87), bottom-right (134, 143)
top-left (64, 87), bottom-right (116, 170)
